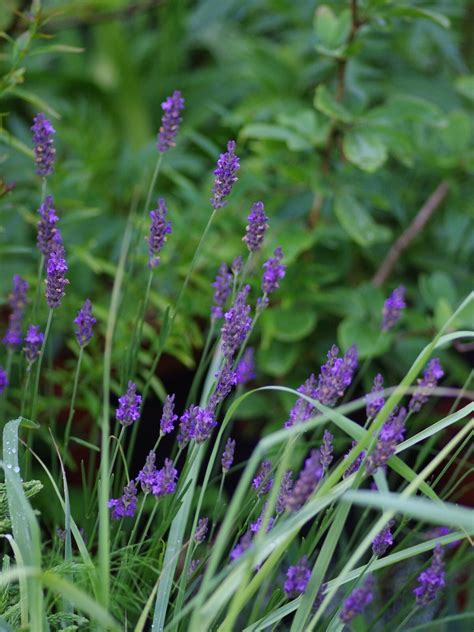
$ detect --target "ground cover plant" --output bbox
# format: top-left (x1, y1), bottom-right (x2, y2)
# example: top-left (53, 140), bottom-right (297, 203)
top-left (0, 1), bottom-right (473, 631)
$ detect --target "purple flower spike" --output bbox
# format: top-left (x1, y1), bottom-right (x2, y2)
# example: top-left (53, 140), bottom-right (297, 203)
top-left (211, 262), bottom-right (232, 320)
top-left (116, 381), bottom-right (142, 427)
top-left (250, 503), bottom-right (274, 534)
top-left (276, 470), bottom-right (294, 513)
top-left (230, 530), bottom-right (253, 561)
top-left (342, 441), bottom-right (366, 479)
top-left (24, 325), bottom-right (44, 366)
top-left (235, 348), bottom-right (256, 385)
top-left (221, 437), bottom-right (235, 472)
top-left (0, 367), bottom-right (8, 395)
top-left (209, 361), bottom-right (237, 411)
top-left (372, 520), bottom-right (395, 556)
top-left (37, 196), bottom-right (59, 258)
top-left (136, 451), bottom-right (157, 493)
top-left (156, 90), bottom-right (185, 153)
top-left (221, 285), bottom-right (252, 361)
top-left (366, 407), bottom-right (407, 475)
top-left (211, 140), bottom-right (240, 209)
top-left (45, 237), bottom-right (69, 309)
top-left (320, 430), bottom-right (334, 469)
top-left (286, 449), bottom-right (323, 511)
top-left (284, 374), bottom-right (318, 428)
top-left (413, 545), bottom-right (445, 606)
top-left (3, 275), bottom-right (29, 347)
top-left (340, 575), bottom-right (375, 625)
top-left (160, 394), bottom-right (178, 435)
top-left (194, 517), bottom-right (209, 544)
top-left (74, 299), bottom-right (96, 347)
top-left (151, 458), bottom-right (178, 497)
top-left (366, 374), bottom-right (385, 419)
top-left (31, 113), bottom-right (56, 177)
top-left (252, 460), bottom-right (273, 496)
top-left (381, 286), bottom-right (406, 331)
top-left (108, 480), bottom-right (138, 520)
top-left (284, 557), bottom-right (311, 597)
top-left (317, 345), bottom-right (357, 407)
top-left (148, 198), bottom-right (172, 268)
top-left (409, 358), bottom-right (444, 413)
top-left (178, 405), bottom-right (216, 444)
top-left (262, 247), bottom-right (286, 296)
top-left (231, 256), bottom-right (243, 276)
top-left (243, 201), bottom-right (269, 252)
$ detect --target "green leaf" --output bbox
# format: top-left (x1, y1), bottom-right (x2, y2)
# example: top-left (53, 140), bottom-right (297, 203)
top-left (333, 193), bottom-right (391, 247)
top-left (257, 341), bottom-right (300, 376)
top-left (314, 85), bottom-right (353, 123)
top-left (343, 129), bottom-right (387, 172)
top-left (241, 123), bottom-right (312, 151)
top-left (264, 306), bottom-right (317, 343)
top-left (455, 75), bottom-right (474, 103)
top-left (314, 6), bottom-right (351, 55)
top-left (338, 318), bottom-right (391, 359)
top-left (387, 6), bottom-right (450, 29)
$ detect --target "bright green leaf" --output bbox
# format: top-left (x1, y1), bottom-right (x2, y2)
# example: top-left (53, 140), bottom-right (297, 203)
top-left (333, 193), bottom-right (391, 246)
top-left (343, 129), bottom-right (387, 172)
top-left (314, 85), bottom-right (353, 123)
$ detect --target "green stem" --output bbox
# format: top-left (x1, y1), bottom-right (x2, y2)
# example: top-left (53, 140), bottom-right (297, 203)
top-left (64, 346), bottom-right (84, 450)
top-left (0, 348), bottom-right (14, 424)
top-left (30, 308), bottom-right (53, 421)
top-left (186, 321), bottom-right (216, 408)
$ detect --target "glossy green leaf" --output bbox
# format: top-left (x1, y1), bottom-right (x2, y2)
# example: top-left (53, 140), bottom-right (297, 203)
top-left (314, 6), bottom-right (351, 55)
top-left (333, 193), bottom-right (391, 246)
top-left (314, 85), bottom-right (353, 123)
top-left (343, 129), bottom-right (387, 172)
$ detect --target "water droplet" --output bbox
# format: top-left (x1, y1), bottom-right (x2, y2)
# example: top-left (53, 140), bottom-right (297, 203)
top-left (13, 466), bottom-right (20, 473)
top-left (6, 464), bottom-right (12, 469)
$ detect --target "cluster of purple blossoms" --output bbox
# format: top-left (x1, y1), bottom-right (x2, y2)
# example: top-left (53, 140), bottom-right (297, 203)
top-left (342, 441), bottom-right (366, 479)
top-left (413, 545), bottom-right (445, 606)
top-left (136, 451), bottom-right (157, 493)
top-left (366, 407), bottom-right (407, 475)
top-left (243, 202), bottom-right (269, 252)
top-left (147, 198), bottom-right (172, 268)
top-left (74, 299), bottom-right (96, 347)
top-left (230, 530), bottom-right (253, 561)
top-left (108, 480), bottom-right (138, 520)
top-left (231, 256), bottom-right (243, 276)
top-left (194, 517), bottom-right (209, 544)
top-left (235, 347), bottom-right (256, 385)
top-left (250, 503), bottom-right (274, 534)
top-left (3, 275), bottom-right (28, 347)
top-left (221, 285), bottom-right (252, 361)
top-left (276, 470), bottom-right (294, 513)
top-left (37, 196), bottom-right (59, 257)
top-left (189, 559), bottom-right (201, 575)
top-left (211, 262), bottom-right (232, 320)
top-left (136, 452), bottom-right (178, 497)
top-left (160, 394), bottom-right (178, 435)
top-left (261, 247), bottom-right (286, 297)
top-left (178, 405), bottom-right (217, 444)
top-left (320, 430), bottom-right (334, 469)
top-left (24, 325), bottom-right (44, 366)
top-left (221, 437), bottom-right (235, 472)
top-left (366, 373), bottom-right (385, 419)
top-left (31, 113), bottom-right (56, 177)
top-left (209, 361), bottom-right (237, 412)
top-left (45, 237), bottom-right (69, 309)
top-left (116, 381), bottom-right (142, 427)
top-left (156, 90), bottom-right (185, 153)
top-left (284, 557), bottom-right (311, 597)
top-left (409, 358), bottom-right (444, 413)
top-left (0, 367), bottom-right (8, 395)
top-left (211, 140), bottom-right (240, 209)
top-left (252, 460), bottom-right (273, 496)
top-left (340, 575), bottom-right (375, 625)
top-left (284, 374), bottom-right (318, 428)
top-left (286, 449), bottom-right (323, 511)
top-left (372, 520), bottom-right (395, 556)
top-left (381, 286), bottom-right (406, 332)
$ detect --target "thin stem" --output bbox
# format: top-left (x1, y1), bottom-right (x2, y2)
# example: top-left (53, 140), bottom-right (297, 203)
top-left (186, 321), bottom-right (216, 408)
top-left (64, 346), bottom-right (84, 450)
top-left (0, 348), bottom-right (14, 424)
top-left (30, 308), bottom-right (53, 421)
top-left (209, 473), bottom-right (226, 542)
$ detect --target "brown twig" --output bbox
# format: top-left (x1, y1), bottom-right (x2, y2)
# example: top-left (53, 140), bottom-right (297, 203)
top-left (372, 180), bottom-right (450, 287)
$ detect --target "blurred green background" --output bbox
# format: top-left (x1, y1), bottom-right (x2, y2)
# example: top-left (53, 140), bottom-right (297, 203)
top-left (1, 0), bottom-right (473, 427)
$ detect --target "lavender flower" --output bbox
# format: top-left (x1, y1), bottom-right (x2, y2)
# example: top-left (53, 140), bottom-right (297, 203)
top-left (108, 480), bottom-right (137, 520)
top-left (209, 361), bottom-right (237, 411)
top-left (284, 374), bottom-right (318, 428)
top-left (221, 285), bottom-right (252, 361)
top-left (194, 517), bottom-right (209, 544)
top-left (235, 348), bottom-right (256, 385)
top-left (316, 345), bottom-right (358, 407)
top-left (286, 450), bottom-right (323, 511)
top-left (0, 367), bottom-right (8, 395)
top-left (178, 405), bottom-right (217, 444)
top-left (372, 520), bottom-right (395, 556)
top-left (231, 256), bottom-right (243, 276)
top-left (221, 437), bottom-right (236, 472)
top-left (45, 237), bottom-right (69, 309)
top-left (210, 140), bottom-right (240, 209)
top-left (320, 430), bottom-right (334, 469)
top-left (261, 247), bottom-right (286, 296)
top-left (366, 373), bottom-right (385, 419)
top-left (230, 530), bottom-right (253, 561)
top-left (74, 299), bottom-right (96, 347)
top-left (147, 198), bottom-right (172, 268)
top-left (284, 557), bottom-right (311, 597)
top-left (24, 325), bottom-right (44, 366)
top-left (189, 559), bottom-right (201, 575)
top-left (151, 458), bottom-right (178, 497)
top-left (156, 90), bottom-right (185, 153)
top-left (37, 196), bottom-right (59, 257)
top-left (276, 470), bottom-right (294, 513)
top-left (116, 381), bottom-right (142, 427)
top-left (342, 441), bottom-right (366, 479)
top-left (381, 286), bottom-right (406, 331)
top-left (340, 575), bottom-right (375, 625)
top-left (413, 545), bottom-right (445, 606)
top-left (31, 113), bottom-right (56, 177)
top-left (160, 394), bottom-right (178, 435)
top-left (366, 407), bottom-right (407, 475)
top-left (136, 451), bottom-right (157, 493)
top-left (250, 503), bottom-right (274, 534)
top-left (211, 263), bottom-right (232, 320)
top-left (252, 460), bottom-right (273, 496)
top-left (409, 358), bottom-right (444, 413)
top-left (243, 201), bottom-right (269, 252)
top-left (3, 275), bottom-right (28, 347)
